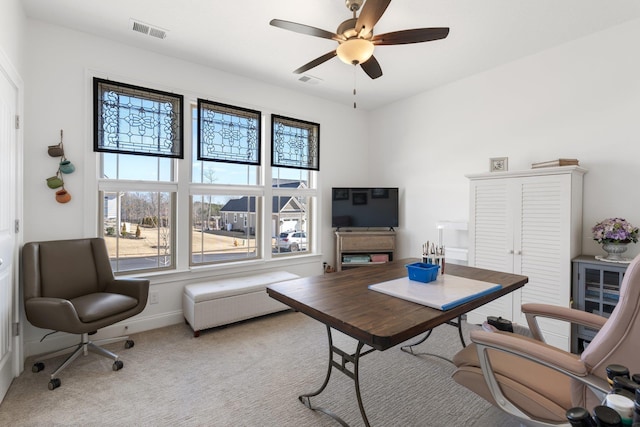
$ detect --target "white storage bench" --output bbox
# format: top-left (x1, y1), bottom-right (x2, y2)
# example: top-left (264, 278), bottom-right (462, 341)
top-left (183, 271), bottom-right (300, 337)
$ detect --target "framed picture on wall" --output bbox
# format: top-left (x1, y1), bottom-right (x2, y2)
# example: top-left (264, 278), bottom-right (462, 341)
top-left (352, 192), bottom-right (368, 205)
top-left (333, 188), bottom-right (349, 200)
top-left (371, 188), bottom-right (389, 199)
top-left (490, 157), bottom-right (508, 172)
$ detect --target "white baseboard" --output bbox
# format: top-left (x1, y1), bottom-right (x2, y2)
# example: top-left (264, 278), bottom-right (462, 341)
top-left (24, 310), bottom-right (185, 359)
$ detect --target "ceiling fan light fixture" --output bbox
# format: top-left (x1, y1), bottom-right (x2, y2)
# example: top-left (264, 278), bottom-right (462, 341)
top-left (336, 38), bottom-right (374, 65)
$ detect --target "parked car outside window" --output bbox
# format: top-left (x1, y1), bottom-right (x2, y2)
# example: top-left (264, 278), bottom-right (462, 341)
top-left (276, 231), bottom-right (307, 251)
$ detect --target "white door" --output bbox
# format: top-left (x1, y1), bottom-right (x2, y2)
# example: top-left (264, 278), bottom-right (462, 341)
top-left (0, 64), bottom-right (19, 401)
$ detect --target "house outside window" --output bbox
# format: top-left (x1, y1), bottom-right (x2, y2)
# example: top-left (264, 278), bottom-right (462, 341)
top-left (191, 193), bottom-right (259, 264)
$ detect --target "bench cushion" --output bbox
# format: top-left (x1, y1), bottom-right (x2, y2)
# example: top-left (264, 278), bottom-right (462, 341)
top-left (184, 271), bottom-right (299, 302)
top-left (183, 271), bottom-right (300, 336)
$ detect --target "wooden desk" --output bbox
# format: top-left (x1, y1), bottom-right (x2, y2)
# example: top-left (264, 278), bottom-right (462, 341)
top-left (267, 258), bottom-right (527, 426)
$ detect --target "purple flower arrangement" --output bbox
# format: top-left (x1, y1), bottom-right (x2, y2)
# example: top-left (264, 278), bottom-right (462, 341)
top-left (592, 218), bottom-right (639, 244)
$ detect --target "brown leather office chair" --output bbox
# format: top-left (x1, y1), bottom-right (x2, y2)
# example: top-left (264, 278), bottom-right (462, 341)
top-left (452, 254), bottom-right (640, 426)
top-left (22, 238), bottom-right (149, 390)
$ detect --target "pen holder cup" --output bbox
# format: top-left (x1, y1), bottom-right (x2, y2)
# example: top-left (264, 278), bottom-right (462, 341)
top-left (406, 262), bottom-right (440, 283)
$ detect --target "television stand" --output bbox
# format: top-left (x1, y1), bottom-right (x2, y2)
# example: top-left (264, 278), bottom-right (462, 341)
top-left (335, 230), bottom-right (396, 271)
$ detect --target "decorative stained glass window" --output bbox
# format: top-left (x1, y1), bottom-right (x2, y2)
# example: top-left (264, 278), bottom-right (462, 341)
top-left (94, 78), bottom-right (183, 158)
top-left (271, 115), bottom-right (319, 171)
top-left (197, 99), bottom-right (261, 165)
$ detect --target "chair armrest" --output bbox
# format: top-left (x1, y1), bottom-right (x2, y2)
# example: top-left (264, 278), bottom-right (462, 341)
top-left (522, 303), bottom-right (607, 342)
top-left (105, 278), bottom-right (150, 305)
top-left (470, 330), bottom-right (610, 423)
top-left (470, 330), bottom-right (587, 376)
top-left (25, 298), bottom-right (81, 331)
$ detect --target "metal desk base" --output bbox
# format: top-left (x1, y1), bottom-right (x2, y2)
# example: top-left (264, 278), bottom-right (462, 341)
top-left (400, 315), bottom-right (466, 362)
top-left (299, 316), bottom-right (467, 426)
top-left (299, 325), bottom-right (376, 427)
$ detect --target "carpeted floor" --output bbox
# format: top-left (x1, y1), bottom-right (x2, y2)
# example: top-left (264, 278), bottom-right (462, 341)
top-left (0, 311), bottom-right (521, 426)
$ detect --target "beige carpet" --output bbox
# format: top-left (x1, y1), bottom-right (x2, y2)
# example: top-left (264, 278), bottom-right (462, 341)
top-left (0, 311), bottom-right (520, 426)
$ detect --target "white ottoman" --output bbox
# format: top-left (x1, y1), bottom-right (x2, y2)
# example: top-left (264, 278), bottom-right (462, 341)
top-left (183, 271), bottom-right (299, 337)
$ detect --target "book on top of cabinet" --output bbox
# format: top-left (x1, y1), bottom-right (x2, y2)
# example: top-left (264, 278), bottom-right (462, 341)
top-left (531, 158), bottom-right (579, 169)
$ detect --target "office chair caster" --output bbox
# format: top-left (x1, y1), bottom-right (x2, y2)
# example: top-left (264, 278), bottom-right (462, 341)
top-left (48, 378), bottom-right (61, 390)
top-left (113, 360), bottom-right (124, 371)
top-left (32, 362), bottom-right (45, 373)
top-left (125, 340), bottom-right (134, 349)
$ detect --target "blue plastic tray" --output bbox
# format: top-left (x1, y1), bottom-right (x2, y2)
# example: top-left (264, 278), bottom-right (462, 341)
top-left (406, 262), bottom-right (440, 283)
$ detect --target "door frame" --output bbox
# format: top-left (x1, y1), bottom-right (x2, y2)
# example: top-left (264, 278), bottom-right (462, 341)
top-left (0, 46), bottom-right (24, 394)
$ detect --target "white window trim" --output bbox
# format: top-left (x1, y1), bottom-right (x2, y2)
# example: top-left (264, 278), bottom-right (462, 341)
top-left (98, 179), bottom-right (178, 193)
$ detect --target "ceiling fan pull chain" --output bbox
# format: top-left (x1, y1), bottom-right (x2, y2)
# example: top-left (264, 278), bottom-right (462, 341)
top-left (353, 65), bottom-right (357, 109)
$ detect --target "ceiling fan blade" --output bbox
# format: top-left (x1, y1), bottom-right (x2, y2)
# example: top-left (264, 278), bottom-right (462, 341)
top-left (270, 19), bottom-right (345, 41)
top-left (371, 27), bottom-right (450, 45)
top-left (360, 55), bottom-right (383, 79)
top-left (354, 0), bottom-right (391, 37)
top-left (293, 51), bottom-right (337, 74)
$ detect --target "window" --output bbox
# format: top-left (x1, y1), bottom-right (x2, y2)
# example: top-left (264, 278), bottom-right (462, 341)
top-left (95, 78), bottom-right (182, 273)
top-left (94, 78), bottom-right (183, 158)
top-left (190, 194), bottom-right (259, 264)
top-left (98, 153), bottom-right (177, 273)
top-left (271, 172), bottom-right (313, 255)
top-left (95, 77), bottom-right (319, 273)
top-left (101, 189), bottom-right (175, 272)
top-left (191, 104), bottom-right (263, 266)
top-left (271, 115), bottom-right (318, 255)
top-left (271, 114), bottom-right (319, 171)
top-left (197, 99), bottom-right (261, 165)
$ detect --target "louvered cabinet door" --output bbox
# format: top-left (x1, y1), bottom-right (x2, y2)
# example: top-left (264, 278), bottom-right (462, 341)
top-left (513, 175), bottom-right (574, 350)
top-left (466, 179), bottom-right (514, 325)
top-left (466, 167), bottom-right (585, 351)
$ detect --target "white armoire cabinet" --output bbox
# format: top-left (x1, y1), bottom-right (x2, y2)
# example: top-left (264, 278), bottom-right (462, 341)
top-left (466, 166), bottom-right (586, 351)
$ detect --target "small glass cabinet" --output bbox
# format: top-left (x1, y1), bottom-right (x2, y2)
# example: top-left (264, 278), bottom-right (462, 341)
top-left (572, 255), bottom-right (628, 353)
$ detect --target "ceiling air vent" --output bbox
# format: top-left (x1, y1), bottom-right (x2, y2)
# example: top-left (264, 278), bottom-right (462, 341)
top-left (130, 19), bottom-right (168, 39)
top-left (148, 27), bottom-right (167, 39)
top-left (298, 75), bottom-right (322, 85)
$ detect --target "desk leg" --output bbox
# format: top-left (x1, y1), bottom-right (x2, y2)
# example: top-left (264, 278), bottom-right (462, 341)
top-left (298, 325), bottom-right (373, 427)
top-left (400, 315), bottom-right (466, 356)
top-left (352, 341), bottom-right (370, 427)
top-left (400, 329), bottom-right (434, 355)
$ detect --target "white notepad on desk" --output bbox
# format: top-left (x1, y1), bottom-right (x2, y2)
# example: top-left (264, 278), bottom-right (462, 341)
top-left (368, 275), bottom-right (502, 311)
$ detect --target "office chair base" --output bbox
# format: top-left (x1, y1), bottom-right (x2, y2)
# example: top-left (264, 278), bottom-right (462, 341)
top-left (32, 332), bottom-right (133, 390)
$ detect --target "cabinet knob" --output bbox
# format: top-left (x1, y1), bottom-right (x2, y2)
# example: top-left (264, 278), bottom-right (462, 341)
top-left (516, 250), bottom-right (522, 255)
top-left (508, 249), bottom-right (514, 254)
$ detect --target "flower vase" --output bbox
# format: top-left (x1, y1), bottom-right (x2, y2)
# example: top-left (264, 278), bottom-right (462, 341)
top-left (601, 242), bottom-right (628, 261)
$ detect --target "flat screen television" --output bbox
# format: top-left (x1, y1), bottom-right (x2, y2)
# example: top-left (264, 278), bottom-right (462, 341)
top-left (331, 187), bottom-right (399, 229)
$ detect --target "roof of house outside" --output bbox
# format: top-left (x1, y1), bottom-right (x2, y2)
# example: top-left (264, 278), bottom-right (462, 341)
top-left (220, 181), bottom-right (305, 214)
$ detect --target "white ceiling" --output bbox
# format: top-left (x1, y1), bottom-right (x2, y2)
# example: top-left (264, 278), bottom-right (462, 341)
top-left (20, 0), bottom-right (640, 110)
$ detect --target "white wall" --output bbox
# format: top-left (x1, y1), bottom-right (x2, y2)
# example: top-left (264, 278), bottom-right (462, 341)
top-left (369, 18), bottom-right (640, 261)
top-left (0, 0), bottom-right (26, 74)
top-left (21, 19), bottom-right (371, 355)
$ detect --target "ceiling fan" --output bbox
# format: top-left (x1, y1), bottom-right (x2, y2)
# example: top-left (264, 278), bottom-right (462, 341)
top-left (270, 0), bottom-right (450, 80)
